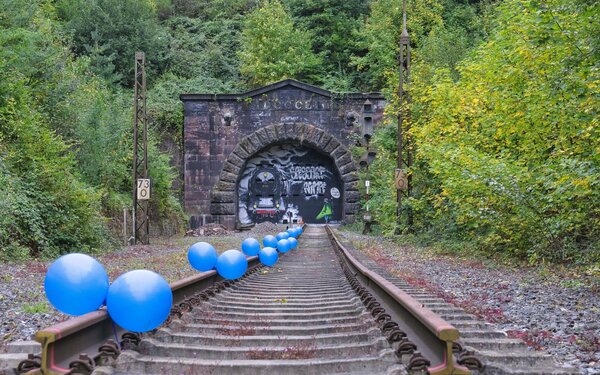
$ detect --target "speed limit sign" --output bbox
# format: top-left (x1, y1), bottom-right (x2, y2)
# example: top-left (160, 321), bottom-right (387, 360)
top-left (137, 179), bottom-right (151, 200)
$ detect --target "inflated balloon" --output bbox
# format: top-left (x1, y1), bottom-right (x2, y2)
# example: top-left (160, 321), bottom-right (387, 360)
top-left (277, 239), bottom-right (291, 253)
top-left (44, 253), bottom-right (109, 316)
top-left (106, 270), bottom-right (172, 332)
top-left (287, 228), bottom-right (297, 238)
top-left (276, 232), bottom-right (290, 241)
top-left (258, 247), bottom-right (278, 267)
top-left (263, 235), bottom-right (278, 248)
top-left (216, 250), bottom-right (248, 280)
top-left (288, 237), bottom-right (298, 250)
top-left (241, 238), bottom-right (261, 256)
top-left (187, 242), bottom-right (218, 272)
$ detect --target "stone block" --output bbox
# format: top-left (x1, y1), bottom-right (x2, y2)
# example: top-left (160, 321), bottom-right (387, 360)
top-left (219, 171), bottom-right (237, 183)
top-left (339, 162), bottom-right (357, 176)
top-left (233, 146), bottom-right (250, 160)
top-left (210, 203), bottom-right (235, 215)
top-left (211, 191), bottom-right (235, 203)
top-left (221, 161), bottom-right (240, 175)
top-left (345, 203), bottom-right (359, 214)
top-left (264, 125), bottom-right (278, 143)
top-left (227, 152), bottom-right (244, 168)
top-left (324, 138), bottom-right (341, 154)
top-left (214, 180), bottom-right (235, 191)
top-left (335, 152), bottom-right (353, 167)
top-left (332, 145), bottom-right (349, 159)
top-left (254, 127), bottom-right (270, 147)
top-left (346, 190), bottom-right (360, 202)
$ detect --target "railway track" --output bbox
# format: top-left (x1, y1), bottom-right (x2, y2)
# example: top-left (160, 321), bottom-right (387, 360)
top-left (8, 225), bottom-right (578, 374)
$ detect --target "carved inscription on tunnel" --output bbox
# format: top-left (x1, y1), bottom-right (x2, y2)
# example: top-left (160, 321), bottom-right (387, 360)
top-left (250, 93), bottom-right (336, 111)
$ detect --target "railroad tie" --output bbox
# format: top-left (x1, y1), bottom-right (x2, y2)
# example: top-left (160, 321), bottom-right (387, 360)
top-left (112, 225), bottom-right (406, 375)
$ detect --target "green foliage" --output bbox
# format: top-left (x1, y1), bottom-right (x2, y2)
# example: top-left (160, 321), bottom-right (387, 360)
top-left (2, 0), bottom-right (597, 266)
top-left (284, 0), bottom-right (369, 89)
top-left (352, 0), bottom-right (444, 90)
top-left (56, 0), bottom-right (169, 86)
top-left (0, 0), bottom-right (185, 260)
top-left (21, 301), bottom-right (50, 314)
top-left (239, 0), bottom-right (322, 86)
top-left (363, 0), bottom-right (599, 263)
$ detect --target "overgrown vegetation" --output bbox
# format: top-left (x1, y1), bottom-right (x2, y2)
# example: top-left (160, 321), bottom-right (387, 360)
top-left (360, 0), bottom-right (599, 264)
top-left (1, 0), bottom-right (597, 264)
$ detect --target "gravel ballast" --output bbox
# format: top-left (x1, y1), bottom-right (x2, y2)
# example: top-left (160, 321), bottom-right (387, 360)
top-left (0, 223), bottom-right (281, 351)
top-left (340, 230), bottom-right (600, 374)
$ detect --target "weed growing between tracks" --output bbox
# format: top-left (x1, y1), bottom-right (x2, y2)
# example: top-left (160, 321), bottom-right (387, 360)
top-left (246, 342), bottom-right (317, 360)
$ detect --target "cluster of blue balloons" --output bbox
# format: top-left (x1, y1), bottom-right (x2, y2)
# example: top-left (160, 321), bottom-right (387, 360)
top-left (188, 242), bottom-right (248, 280)
top-left (44, 254), bottom-right (172, 333)
top-left (187, 226), bottom-right (304, 280)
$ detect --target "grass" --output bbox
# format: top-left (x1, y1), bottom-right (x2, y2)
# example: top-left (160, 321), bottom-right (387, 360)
top-left (345, 224), bottom-right (600, 289)
top-left (21, 301), bottom-right (50, 314)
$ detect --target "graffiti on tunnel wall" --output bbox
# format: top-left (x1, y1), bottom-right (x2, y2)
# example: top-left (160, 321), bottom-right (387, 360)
top-left (238, 144), bottom-right (343, 225)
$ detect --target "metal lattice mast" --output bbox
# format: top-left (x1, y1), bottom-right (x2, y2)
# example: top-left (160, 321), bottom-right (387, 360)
top-left (396, 0), bottom-right (411, 232)
top-left (133, 52), bottom-right (149, 245)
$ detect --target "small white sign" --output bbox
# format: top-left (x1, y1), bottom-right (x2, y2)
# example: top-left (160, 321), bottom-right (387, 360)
top-left (365, 180), bottom-right (370, 187)
top-left (330, 187), bottom-right (340, 199)
top-left (137, 179), bottom-right (150, 200)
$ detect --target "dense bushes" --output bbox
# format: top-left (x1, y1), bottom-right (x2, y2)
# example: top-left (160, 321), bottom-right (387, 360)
top-left (1, 0), bottom-right (597, 263)
top-left (361, 0), bottom-right (599, 263)
top-left (0, 0), bottom-right (183, 260)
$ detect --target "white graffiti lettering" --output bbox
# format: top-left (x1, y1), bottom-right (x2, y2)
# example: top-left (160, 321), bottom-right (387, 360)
top-left (290, 166), bottom-right (327, 181)
top-left (303, 181), bottom-right (327, 195)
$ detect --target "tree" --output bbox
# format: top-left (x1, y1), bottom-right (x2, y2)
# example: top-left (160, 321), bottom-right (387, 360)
top-left (57, 0), bottom-right (170, 86)
top-left (239, 0), bottom-right (322, 86)
top-left (284, 0), bottom-right (369, 90)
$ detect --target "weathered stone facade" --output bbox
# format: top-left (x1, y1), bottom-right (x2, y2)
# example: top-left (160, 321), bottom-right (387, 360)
top-left (180, 79), bottom-right (385, 229)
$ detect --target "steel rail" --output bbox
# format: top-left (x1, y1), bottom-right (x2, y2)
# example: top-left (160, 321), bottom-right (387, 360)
top-left (23, 225), bottom-right (470, 375)
top-left (29, 256), bottom-right (262, 375)
top-left (326, 225), bottom-right (470, 375)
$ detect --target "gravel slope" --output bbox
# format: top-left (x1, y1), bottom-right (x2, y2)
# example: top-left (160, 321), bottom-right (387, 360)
top-left (0, 223), bottom-right (280, 350)
top-left (340, 230), bottom-right (600, 375)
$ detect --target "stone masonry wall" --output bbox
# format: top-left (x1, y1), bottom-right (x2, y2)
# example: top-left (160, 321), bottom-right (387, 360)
top-left (180, 79), bottom-right (385, 229)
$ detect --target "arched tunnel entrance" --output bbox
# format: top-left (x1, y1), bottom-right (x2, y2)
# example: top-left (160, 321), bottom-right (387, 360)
top-left (238, 143), bottom-right (343, 226)
top-left (209, 123), bottom-right (360, 229)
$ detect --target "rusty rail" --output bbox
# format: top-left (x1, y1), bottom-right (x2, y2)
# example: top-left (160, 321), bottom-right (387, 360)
top-left (325, 225), bottom-right (470, 375)
top-left (30, 256), bottom-right (262, 375)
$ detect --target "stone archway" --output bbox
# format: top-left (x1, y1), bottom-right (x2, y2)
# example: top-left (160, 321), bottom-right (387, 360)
top-left (210, 122), bottom-right (359, 229)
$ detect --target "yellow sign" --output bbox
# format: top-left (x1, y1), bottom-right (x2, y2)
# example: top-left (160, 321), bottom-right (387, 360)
top-left (395, 169), bottom-right (407, 190)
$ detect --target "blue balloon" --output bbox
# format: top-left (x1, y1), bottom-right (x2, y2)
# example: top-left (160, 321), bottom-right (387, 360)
top-left (288, 237), bottom-right (298, 249)
top-left (106, 270), bottom-right (172, 332)
top-left (216, 250), bottom-right (248, 280)
top-left (187, 242), bottom-right (218, 272)
top-left (276, 232), bottom-right (290, 241)
top-left (296, 227), bottom-right (303, 236)
top-left (263, 235), bottom-right (278, 248)
top-left (241, 238), bottom-right (261, 256)
top-left (258, 247), bottom-right (278, 267)
top-left (287, 228), bottom-right (297, 238)
top-left (44, 253), bottom-right (109, 316)
top-left (277, 239), bottom-right (291, 253)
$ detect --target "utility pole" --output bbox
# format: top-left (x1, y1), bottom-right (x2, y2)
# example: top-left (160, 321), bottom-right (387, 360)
top-left (396, 0), bottom-right (411, 234)
top-left (132, 52), bottom-right (150, 245)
